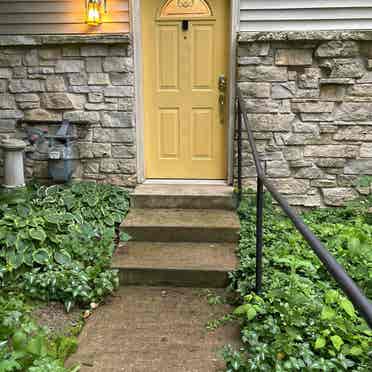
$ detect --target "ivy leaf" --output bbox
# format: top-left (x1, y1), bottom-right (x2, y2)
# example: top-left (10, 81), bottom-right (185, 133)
top-left (330, 335), bottom-right (344, 351)
top-left (339, 298), bottom-right (356, 318)
top-left (32, 249), bottom-right (50, 265)
top-left (321, 306), bottom-right (336, 320)
top-left (314, 336), bottom-right (326, 349)
top-left (247, 307), bottom-right (257, 321)
top-left (349, 346), bottom-right (363, 356)
top-left (324, 290), bottom-right (339, 304)
top-left (29, 228), bottom-right (46, 242)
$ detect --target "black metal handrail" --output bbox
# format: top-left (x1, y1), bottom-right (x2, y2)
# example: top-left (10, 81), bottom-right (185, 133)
top-left (236, 87), bottom-right (372, 328)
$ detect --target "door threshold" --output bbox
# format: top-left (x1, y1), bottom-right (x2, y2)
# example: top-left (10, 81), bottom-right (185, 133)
top-left (143, 179), bottom-right (228, 186)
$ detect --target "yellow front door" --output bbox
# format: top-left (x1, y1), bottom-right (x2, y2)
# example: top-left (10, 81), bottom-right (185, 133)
top-left (142, 0), bottom-right (229, 179)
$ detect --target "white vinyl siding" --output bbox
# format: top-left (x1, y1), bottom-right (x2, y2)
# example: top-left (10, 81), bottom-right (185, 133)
top-left (240, 0), bottom-right (372, 31)
top-left (0, 0), bottom-right (130, 35)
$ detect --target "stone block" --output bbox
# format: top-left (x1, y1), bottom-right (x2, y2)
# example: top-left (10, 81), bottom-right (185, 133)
top-left (275, 49), bottom-right (313, 66)
top-left (283, 147), bottom-right (302, 161)
top-left (298, 68), bottom-right (320, 89)
top-left (0, 80), bottom-right (6, 92)
top-left (46, 76), bottom-right (66, 92)
top-left (88, 92), bottom-right (104, 103)
top-left (295, 166), bottom-right (324, 179)
top-left (311, 179), bottom-right (337, 188)
top-left (0, 68), bottom-right (11, 79)
top-left (62, 46), bottom-right (80, 57)
top-left (112, 145), bottom-right (136, 159)
top-left (315, 41), bottom-right (359, 58)
top-left (0, 54), bottom-right (22, 67)
top-left (15, 93), bottom-right (39, 102)
top-left (291, 101), bottom-right (334, 113)
top-left (271, 178), bottom-right (309, 194)
top-left (118, 98), bottom-right (133, 111)
top-left (348, 84), bottom-right (372, 96)
top-left (81, 45), bottom-right (109, 57)
top-left (63, 111), bottom-right (100, 124)
top-left (9, 79), bottom-right (44, 93)
top-left (330, 59), bottom-right (365, 79)
top-left (28, 67), bottom-right (54, 75)
top-left (238, 65), bottom-right (287, 82)
top-left (110, 72), bottom-right (134, 86)
top-left (333, 126), bottom-right (372, 141)
top-left (23, 50), bottom-right (39, 66)
top-left (88, 73), bottom-right (110, 85)
top-left (13, 67), bottom-right (26, 79)
top-left (300, 113), bottom-right (334, 122)
top-left (247, 113), bottom-right (294, 132)
top-left (93, 128), bottom-right (134, 143)
top-left (79, 143), bottom-right (111, 158)
top-left (0, 119), bottom-right (16, 132)
top-left (39, 48), bottom-right (61, 60)
top-left (24, 109), bottom-right (61, 122)
top-left (271, 82), bottom-right (295, 99)
top-left (103, 57), bottom-right (133, 72)
top-left (0, 110), bottom-right (23, 119)
top-left (42, 93), bottom-right (85, 110)
top-left (0, 94), bottom-right (16, 109)
top-left (316, 158), bottom-right (346, 168)
top-left (86, 57), bottom-right (103, 73)
top-left (266, 161), bottom-right (291, 177)
top-left (55, 60), bottom-right (85, 73)
top-left (100, 158), bottom-right (136, 174)
top-left (320, 85), bottom-right (346, 101)
top-left (104, 86), bottom-right (133, 97)
top-left (19, 101), bottom-right (39, 110)
top-left (360, 143), bottom-right (372, 158)
top-left (345, 159), bottom-right (372, 175)
top-left (238, 82), bottom-right (270, 98)
top-left (238, 43), bottom-right (270, 57)
top-left (68, 73), bottom-right (88, 86)
top-left (335, 102), bottom-right (372, 122)
top-left (323, 188), bottom-right (358, 206)
top-left (304, 145), bottom-right (358, 158)
top-left (84, 161), bottom-right (100, 174)
top-left (101, 111), bottom-right (132, 127)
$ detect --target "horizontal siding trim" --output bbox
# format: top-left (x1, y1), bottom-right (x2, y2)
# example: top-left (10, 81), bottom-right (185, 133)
top-left (240, 0), bottom-right (372, 10)
top-left (0, 0), bottom-right (129, 35)
top-left (240, 0), bottom-right (372, 31)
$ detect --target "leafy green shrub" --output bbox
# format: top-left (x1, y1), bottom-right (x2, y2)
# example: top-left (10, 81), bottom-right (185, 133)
top-left (0, 294), bottom-right (77, 372)
top-left (0, 182), bottom-right (129, 309)
top-left (225, 192), bottom-right (372, 371)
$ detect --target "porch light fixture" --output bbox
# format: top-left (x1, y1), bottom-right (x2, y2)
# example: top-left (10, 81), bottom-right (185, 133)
top-left (86, 0), bottom-right (106, 26)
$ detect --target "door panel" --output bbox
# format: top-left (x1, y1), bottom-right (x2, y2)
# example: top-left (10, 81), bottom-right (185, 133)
top-left (142, 0), bottom-right (229, 179)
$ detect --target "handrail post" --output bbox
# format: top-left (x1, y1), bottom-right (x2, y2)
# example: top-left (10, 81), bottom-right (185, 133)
top-left (255, 177), bottom-right (264, 294)
top-left (237, 101), bottom-right (242, 203)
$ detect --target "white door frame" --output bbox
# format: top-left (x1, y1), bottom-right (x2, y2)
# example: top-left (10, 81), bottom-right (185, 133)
top-left (131, 0), bottom-right (239, 184)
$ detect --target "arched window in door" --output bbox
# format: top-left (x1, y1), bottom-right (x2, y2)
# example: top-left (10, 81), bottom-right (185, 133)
top-left (159, 0), bottom-right (213, 19)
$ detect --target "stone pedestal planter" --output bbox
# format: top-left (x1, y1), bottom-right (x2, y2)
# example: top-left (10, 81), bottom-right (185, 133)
top-left (1, 139), bottom-right (26, 188)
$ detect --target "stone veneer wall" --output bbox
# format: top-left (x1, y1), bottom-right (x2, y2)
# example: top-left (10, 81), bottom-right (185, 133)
top-left (0, 35), bottom-right (136, 187)
top-left (237, 31), bottom-right (372, 207)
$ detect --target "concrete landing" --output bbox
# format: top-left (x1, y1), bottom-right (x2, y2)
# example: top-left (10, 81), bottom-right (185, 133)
top-left (112, 242), bottom-right (237, 287)
top-left (67, 287), bottom-right (240, 372)
top-left (121, 209), bottom-right (240, 243)
top-left (132, 184), bottom-right (236, 210)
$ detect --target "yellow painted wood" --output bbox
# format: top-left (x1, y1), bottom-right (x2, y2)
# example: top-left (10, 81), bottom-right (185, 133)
top-left (142, 0), bottom-right (229, 180)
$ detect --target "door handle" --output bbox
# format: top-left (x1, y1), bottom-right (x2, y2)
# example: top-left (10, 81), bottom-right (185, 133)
top-left (218, 75), bottom-right (227, 124)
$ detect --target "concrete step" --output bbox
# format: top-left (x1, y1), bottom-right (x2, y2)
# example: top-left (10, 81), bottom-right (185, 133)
top-left (131, 184), bottom-right (236, 210)
top-left (121, 208), bottom-right (240, 243)
top-left (112, 242), bottom-right (237, 287)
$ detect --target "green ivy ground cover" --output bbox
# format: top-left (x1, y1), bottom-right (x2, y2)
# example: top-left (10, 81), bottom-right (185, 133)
top-left (224, 192), bottom-right (372, 371)
top-left (0, 182), bottom-right (130, 371)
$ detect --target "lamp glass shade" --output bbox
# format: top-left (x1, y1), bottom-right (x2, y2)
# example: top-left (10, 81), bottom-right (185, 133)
top-left (86, 0), bottom-right (103, 26)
